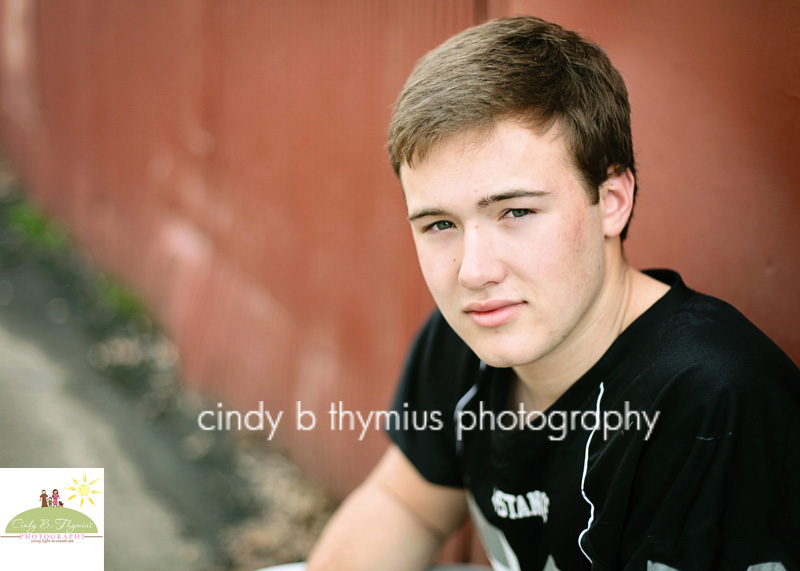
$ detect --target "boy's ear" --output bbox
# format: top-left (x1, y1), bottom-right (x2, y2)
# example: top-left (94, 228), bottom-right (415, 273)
top-left (599, 167), bottom-right (635, 238)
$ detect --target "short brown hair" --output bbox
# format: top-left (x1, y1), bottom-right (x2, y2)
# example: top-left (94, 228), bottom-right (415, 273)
top-left (388, 16), bottom-right (637, 238)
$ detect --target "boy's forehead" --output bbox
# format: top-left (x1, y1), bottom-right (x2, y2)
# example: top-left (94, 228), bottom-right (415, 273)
top-left (402, 119), bottom-right (569, 168)
top-left (399, 121), bottom-right (573, 192)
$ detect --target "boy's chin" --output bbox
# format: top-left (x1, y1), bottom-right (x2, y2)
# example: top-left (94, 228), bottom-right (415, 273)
top-left (471, 346), bottom-right (539, 370)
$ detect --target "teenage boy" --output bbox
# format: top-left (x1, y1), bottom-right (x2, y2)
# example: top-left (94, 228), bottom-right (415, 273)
top-left (308, 16), bottom-right (800, 570)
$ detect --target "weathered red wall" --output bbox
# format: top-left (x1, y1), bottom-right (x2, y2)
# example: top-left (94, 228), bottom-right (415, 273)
top-left (0, 0), bottom-right (480, 496)
top-left (0, 0), bottom-right (798, 562)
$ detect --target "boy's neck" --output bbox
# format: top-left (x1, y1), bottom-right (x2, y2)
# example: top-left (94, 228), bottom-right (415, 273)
top-left (510, 255), bottom-right (669, 412)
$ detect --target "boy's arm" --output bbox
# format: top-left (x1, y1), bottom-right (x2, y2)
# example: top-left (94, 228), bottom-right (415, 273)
top-left (307, 443), bottom-right (468, 571)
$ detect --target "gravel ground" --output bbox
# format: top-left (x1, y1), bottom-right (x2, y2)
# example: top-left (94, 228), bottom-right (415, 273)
top-left (222, 438), bottom-right (335, 570)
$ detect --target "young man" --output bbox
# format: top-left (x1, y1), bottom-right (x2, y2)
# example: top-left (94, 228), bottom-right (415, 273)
top-left (308, 16), bottom-right (800, 570)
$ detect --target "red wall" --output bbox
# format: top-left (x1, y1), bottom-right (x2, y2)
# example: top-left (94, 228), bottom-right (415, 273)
top-left (0, 1), bottom-right (480, 498)
top-left (0, 1), bottom-right (798, 561)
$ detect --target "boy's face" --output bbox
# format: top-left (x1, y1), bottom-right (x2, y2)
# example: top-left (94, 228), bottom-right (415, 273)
top-left (401, 121), bottom-right (611, 369)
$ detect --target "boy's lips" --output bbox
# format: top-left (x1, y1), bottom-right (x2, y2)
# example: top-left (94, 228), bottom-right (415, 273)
top-left (463, 300), bottom-right (526, 327)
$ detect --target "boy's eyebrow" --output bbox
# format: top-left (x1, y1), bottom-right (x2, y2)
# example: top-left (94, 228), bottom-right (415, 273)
top-left (407, 189), bottom-right (550, 222)
top-left (476, 189), bottom-right (550, 207)
top-left (408, 207), bottom-right (450, 222)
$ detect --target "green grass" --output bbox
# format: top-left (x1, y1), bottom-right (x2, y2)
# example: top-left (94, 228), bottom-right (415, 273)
top-left (1, 192), bottom-right (148, 323)
top-left (5, 199), bottom-right (70, 255)
top-left (95, 275), bottom-right (147, 321)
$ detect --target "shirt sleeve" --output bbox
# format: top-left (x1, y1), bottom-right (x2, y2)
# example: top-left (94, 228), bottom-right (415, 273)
top-left (385, 309), bottom-right (482, 488)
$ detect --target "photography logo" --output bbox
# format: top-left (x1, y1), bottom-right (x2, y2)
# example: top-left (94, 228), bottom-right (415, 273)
top-left (0, 468), bottom-right (104, 570)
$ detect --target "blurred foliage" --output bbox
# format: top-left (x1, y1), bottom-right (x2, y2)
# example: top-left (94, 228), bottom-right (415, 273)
top-left (95, 274), bottom-right (146, 321)
top-left (0, 189), bottom-right (149, 328)
top-left (4, 199), bottom-right (70, 255)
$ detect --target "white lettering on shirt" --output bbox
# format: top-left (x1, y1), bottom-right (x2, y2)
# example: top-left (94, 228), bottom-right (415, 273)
top-left (491, 488), bottom-right (550, 523)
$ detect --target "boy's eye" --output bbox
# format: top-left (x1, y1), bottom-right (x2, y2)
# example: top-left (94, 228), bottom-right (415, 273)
top-left (426, 220), bottom-right (455, 232)
top-left (506, 208), bottom-right (532, 218)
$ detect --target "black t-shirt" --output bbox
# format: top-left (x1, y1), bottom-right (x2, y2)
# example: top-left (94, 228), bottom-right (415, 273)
top-left (387, 270), bottom-right (800, 570)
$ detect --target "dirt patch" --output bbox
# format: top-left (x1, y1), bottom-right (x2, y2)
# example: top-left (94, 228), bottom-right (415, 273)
top-left (222, 437), bottom-right (335, 570)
